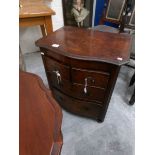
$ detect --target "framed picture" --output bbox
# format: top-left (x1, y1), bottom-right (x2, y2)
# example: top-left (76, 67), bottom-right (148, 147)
top-left (62, 0), bottom-right (94, 27)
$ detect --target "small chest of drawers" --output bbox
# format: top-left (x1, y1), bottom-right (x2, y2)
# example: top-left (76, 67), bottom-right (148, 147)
top-left (36, 26), bottom-right (132, 122)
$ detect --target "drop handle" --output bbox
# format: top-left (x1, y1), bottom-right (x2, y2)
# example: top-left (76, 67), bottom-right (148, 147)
top-left (52, 70), bottom-right (61, 85)
top-left (83, 77), bottom-right (95, 94)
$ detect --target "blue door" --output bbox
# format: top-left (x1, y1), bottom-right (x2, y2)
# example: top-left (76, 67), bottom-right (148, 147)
top-left (94, 0), bottom-right (119, 28)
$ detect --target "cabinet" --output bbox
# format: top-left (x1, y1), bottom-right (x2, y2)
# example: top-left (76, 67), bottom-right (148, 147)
top-left (36, 26), bottom-right (132, 122)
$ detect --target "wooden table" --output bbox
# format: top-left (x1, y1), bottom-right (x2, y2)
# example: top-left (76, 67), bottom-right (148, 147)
top-left (36, 26), bottom-right (132, 122)
top-left (19, 71), bottom-right (63, 155)
top-left (19, 1), bottom-right (55, 36)
top-left (19, 1), bottom-right (55, 71)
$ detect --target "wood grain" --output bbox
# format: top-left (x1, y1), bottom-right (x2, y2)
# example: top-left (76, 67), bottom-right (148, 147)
top-left (36, 26), bottom-right (132, 65)
top-left (19, 71), bottom-right (63, 155)
top-left (19, 1), bottom-right (55, 35)
top-left (19, 2), bottom-right (55, 18)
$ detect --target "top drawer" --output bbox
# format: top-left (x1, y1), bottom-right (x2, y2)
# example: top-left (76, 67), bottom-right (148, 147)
top-left (71, 68), bottom-right (110, 89)
top-left (42, 55), bottom-right (70, 81)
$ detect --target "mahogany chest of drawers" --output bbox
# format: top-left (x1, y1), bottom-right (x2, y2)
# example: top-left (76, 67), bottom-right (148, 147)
top-left (36, 26), bottom-right (132, 122)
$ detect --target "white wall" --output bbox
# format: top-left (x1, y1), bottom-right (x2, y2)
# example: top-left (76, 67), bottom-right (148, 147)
top-left (19, 0), bottom-right (64, 54)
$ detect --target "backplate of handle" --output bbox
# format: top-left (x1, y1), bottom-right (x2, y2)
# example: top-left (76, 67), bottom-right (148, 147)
top-left (53, 70), bottom-right (61, 85)
top-left (84, 77), bottom-right (95, 94)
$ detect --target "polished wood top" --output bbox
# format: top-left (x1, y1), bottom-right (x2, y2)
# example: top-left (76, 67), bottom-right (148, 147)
top-left (36, 26), bottom-right (132, 65)
top-left (19, 71), bottom-right (62, 155)
top-left (19, 1), bottom-right (55, 18)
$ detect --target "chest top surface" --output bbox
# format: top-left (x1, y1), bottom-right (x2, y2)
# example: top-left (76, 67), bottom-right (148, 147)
top-left (36, 26), bottom-right (132, 65)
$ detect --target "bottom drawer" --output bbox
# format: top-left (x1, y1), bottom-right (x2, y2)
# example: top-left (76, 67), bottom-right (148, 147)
top-left (52, 88), bottom-right (103, 120)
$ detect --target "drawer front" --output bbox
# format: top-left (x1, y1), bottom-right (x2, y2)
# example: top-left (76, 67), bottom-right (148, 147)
top-left (71, 68), bottom-right (110, 89)
top-left (52, 88), bottom-right (103, 119)
top-left (70, 83), bottom-right (106, 104)
top-left (46, 72), bottom-right (68, 92)
top-left (42, 55), bottom-right (70, 81)
top-left (47, 73), bottom-right (106, 104)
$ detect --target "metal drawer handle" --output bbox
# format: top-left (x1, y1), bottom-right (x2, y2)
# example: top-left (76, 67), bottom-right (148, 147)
top-left (84, 77), bottom-right (95, 94)
top-left (53, 70), bottom-right (61, 84)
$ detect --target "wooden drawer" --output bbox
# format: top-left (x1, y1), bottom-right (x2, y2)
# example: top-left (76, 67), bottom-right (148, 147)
top-left (42, 55), bottom-right (70, 81)
top-left (47, 73), bottom-right (106, 104)
top-left (70, 83), bottom-right (106, 104)
top-left (71, 68), bottom-right (110, 89)
top-left (52, 88), bottom-right (103, 120)
top-left (46, 72), bottom-right (68, 92)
